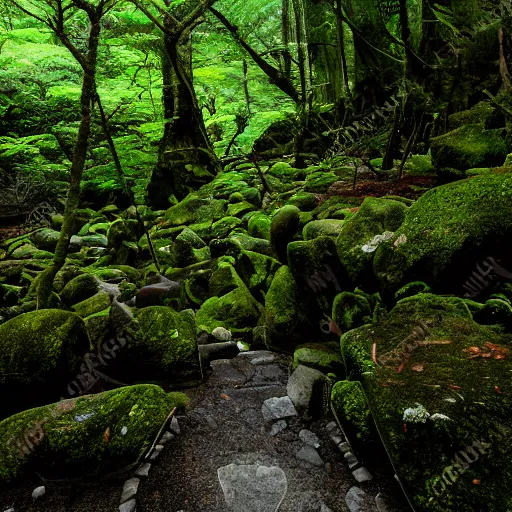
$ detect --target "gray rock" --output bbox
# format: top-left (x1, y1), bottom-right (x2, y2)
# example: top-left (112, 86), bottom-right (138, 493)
top-left (286, 364), bottom-right (327, 415)
top-left (261, 396), bottom-right (298, 422)
top-left (217, 464), bottom-right (287, 512)
top-left (344, 451), bottom-right (360, 469)
top-left (325, 421), bottom-right (337, 432)
top-left (299, 429), bottom-right (321, 448)
top-left (345, 486), bottom-right (372, 512)
top-left (120, 478), bottom-right (140, 504)
top-left (134, 463), bottom-right (151, 477)
top-left (338, 442), bottom-right (351, 453)
top-left (119, 499), bottom-right (137, 512)
top-left (32, 486), bottom-right (45, 500)
top-left (321, 504), bottom-right (334, 512)
top-left (249, 354), bottom-right (276, 365)
top-left (296, 445), bottom-right (324, 467)
top-left (206, 415), bottom-right (218, 429)
top-left (170, 416), bottom-right (181, 435)
top-left (212, 326), bottom-right (232, 341)
top-left (149, 445), bottom-right (164, 460)
top-left (199, 341), bottom-right (239, 366)
top-left (375, 493), bottom-right (394, 512)
top-left (352, 467), bottom-right (373, 483)
top-left (159, 431), bottom-right (175, 445)
top-left (270, 419), bottom-right (287, 436)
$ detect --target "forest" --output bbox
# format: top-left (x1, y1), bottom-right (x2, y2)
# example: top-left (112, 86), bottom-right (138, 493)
top-left (0, 0), bottom-right (511, 511)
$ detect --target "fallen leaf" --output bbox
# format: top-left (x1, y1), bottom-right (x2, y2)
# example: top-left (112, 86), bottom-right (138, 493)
top-left (220, 393), bottom-right (230, 401)
top-left (495, 386), bottom-right (502, 394)
top-left (411, 364), bottom-right (424, 372)
top-left (104, 427), bottom-right (111, 443)
top-left (448, 384), bottom-right (461, 390)
top-left (473, 479), bottom-right (480, 485)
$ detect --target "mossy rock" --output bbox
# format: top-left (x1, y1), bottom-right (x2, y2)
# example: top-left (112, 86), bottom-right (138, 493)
top-left (164, 194), bottom-right (227, 226)
top-left (170, 228), bottom-right (208, 268)
top-left (287, 192), bottom-right (317, 211)
top-left (374, 173), bottom-right (512, 297)
top-left (208, 262), bottom-right (246, 298)
top-left (227, 201), bottom-right (256, 218)
top-left (288, 236), bottom-right (348, 314)
top-left (304, 171), bottom-right (338, 193)
top-left (447, 101), bottom-right (495, 130)
top-left (196, 284), bottom-right (263, 336)
top-left (230, 233), bottom-right (273, 256)
top-left (293, 342), bottom-right (344, 375)
top-left (210, 216), bottom-right (243, 239)
top-left (119, 306), bottom-right (199, 383)
top-left (248, 213), bottom-right (272, 240)
top-left (270, 205), bottom-right (301, 264)
top-left (303, 219), bottom-right (345, 240)
top-left (61, 274), bottom-right (100, 306)
top-left (430, 124), bottom-right (508, 170)
top-left (84, 307), bottom-right (111, 349)
top-left (30, 229), bottom-right (60, 252)
top-left (10, 244), bottom-right (40, 260)
top-left (258, 266), bottom-right (314, 352)
top-left (332, 291), bottom-right (372, 332)
top-left (0, 284), bottom-right (24, 307)
top-left (0, 385), bottom-right (188, 484)
top-left (0, 310), bottom-right (90, 419)
top-left (335, 197), bottom-right (408, 290)
top-left (72, 291), bottom-right (112, 318)
top-left (339, 293), bottom-right (512, 511)
top-left (395, 281), bottom-right (432, 301)
top-left (331, 380), bottom-right (373, 443)
top-left (235, 250), bottom-right (281, 302)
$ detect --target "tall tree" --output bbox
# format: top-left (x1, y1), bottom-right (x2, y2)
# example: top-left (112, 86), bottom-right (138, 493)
top-left (131, 0), bottom-right (221, 208)
top-left (7, 0), bottom-right (117, 308)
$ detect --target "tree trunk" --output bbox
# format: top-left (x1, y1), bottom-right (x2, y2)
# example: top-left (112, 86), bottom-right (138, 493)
top-left (148, 25), bottom-right (219, 208)
top-left (334, 0), bottom-right (351, 98)
top-left (282, 0), bottom-right (292, 78)
top-left (32, 16), bottom-right (101, 308)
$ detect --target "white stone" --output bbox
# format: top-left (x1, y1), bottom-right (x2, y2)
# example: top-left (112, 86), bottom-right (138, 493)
top-left (299, 429), bottom-right (321, 448)
top-left (32, 486), bottom-right (45, 500)
top-left (270, 419), bottom-right (287, 436)
top-left (212, 326), bottom-right (232, 341)
top-left (352, 467), bottom-right (373, 483)
top-left (119, 498), bottom-right (137, 512)
top-left (261, 396), bottom-right (298, 422)
top-left (120, 478), bottom-right (140, 504)
top-left (217, 464), bottom-right (287, 512)
top-left (170, 416), bottom-right (181, 435)
top-left (134, 463), bottom-right (151, 477)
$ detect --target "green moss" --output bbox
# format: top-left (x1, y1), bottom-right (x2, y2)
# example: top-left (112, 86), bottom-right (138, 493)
top-left (304, 171), bottom-right (338, 193)
top-left (430, 124), bottom-right (508, 170)
top-left (447, 101), bottom-right (495, 130)
top-left (0, 284), bottom-right (24, 307)
top-left (0, 385), bottom-right (188, 483)
top-left (30, 228), bottom-right (60, 252)
top-left (61, 274), bottom-right (100, 306)
top-left (336, 197), bottom-right (407, 289)
top-left (374, 173), bottom-right (512, 296)
top-left (247, 213), bottom-right (272, 240)
top-left (332, 291), bottom-right (372, 332)
top-left (339, 293), bottom-right (512, 511)
top-left (230, 233), bottom-right (273, 256)
top-left (235, 250), bottom-right (281, 301)
top-left (287, 192), bottom-right (317, 211)
top-left (303, 219), bottom-right (345, 240)
top-left (293, 342), bottom-right (344, 375)
top-left (84, 307), bottom-right (111, 349)
top-left (164, 194), bottom-right (227, 226)
top-left (227, 201), bottom-right (256, 218)
top-left (259, 265), bottom-right (313, 351)
top-left (0, 310), bottom-right (90, 419)
top-left (122, 306), bottom-right (199, 382)
top-left (270, 205), bottom-right (301, 264)
top-left (196, 285), bottom-right (263, 335)
top-left (331, 380), bottom-right (373, 441)
top-left (395, 281), bottom-right (432, 301)
top-left (72, 291), bottom-right (112, 318)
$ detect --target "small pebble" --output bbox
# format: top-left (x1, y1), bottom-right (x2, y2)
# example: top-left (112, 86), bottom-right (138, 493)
top-left (32, 486), bottom-right (45, 500)
top-left (121, 426), bottom-right (128, 435)
top-left (120, 478), bottom-right (140, 504)
top-left (119, 498), bottom-right (136, 512)
top-left (325, 421), bottom-right (337, 432)
top-left (299, 429), bottom-right (321, 448)
top-left (170, 416), bottom-right (181, 435)
top-left (352, 466), bottom-right (373, 483)
top-left (206, 415), bottom-right (218, 429)
top-left (270, 419), bottom-right (287, 436)
top-left (149, 445), bottom-right (164, 460)
top-left (344, 451), bottom-right (360, 469)
top-left (338, 442), bottom-right (351, 453)
top-left (134, 462), bottom-right (151, 477)
top-left (159, 431), bottom-right (175, 445)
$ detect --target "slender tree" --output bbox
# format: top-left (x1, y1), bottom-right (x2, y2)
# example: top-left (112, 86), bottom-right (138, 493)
top-left (131, 0), bottom-right (221, 208)
top-left (7, 0), bottom-right (117, 308)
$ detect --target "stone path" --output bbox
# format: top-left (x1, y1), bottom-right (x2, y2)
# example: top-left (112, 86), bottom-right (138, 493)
top-left (134, 350), bottom-right (409, 512)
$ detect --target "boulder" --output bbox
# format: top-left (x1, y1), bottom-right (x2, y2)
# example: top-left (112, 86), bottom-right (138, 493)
top-left (286, 364), bottom-right (328, 418)
top-left (293, 342), bottom-right (344, 375)
top-left (332, 291), bottom-right (373, 332)
top-left (336, 197), bottom-right (407, 290)
top-left (60, 274), bottom-right (101, 306)
top-left (430, 124), bottom-right (508, 170)
top-left (248, 213), bottom-right (272, 240)
top-left (339, 293), bottom-right (512, 511)
top-left (374, 172), bottom-right (512, 297)
top-left (0, 310), bottom-right (90, 419)
top-left (270, 205), bottom-right (301, 264)
top-left (303, 219), bottom-right (345, 240)
top-left (0, 385), bottom-right (188, 483)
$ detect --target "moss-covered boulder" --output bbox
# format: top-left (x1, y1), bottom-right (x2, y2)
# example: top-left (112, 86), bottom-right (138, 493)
top-left (72, 291), bottom-right (112, 318)
top-left (303, 219), bottom-right (345, 240)
top-left (304, 171), bottom-right (338, 193)
top-left (196, 282), bottom-right (263, 336)
top-left (230, 233), bottom-right (273, 257)
top-left (0, 385), bottom-right (188, 483)
top-left (339, 293), bottom-right (512, 511)
top-left (332, 291), bottom-right (373, 332)
top-left (336, 197), bottom-right (408, 290)
top-left (235, 250), bottom-right (281, 302)
top-left (164, 194), bottom-right (226, 226)
top-left (258, 266), bottom-right (314, 352)
top-left (288, 236), bottom-right (348, 314)
top-left (270, 205), bottom-right (301, 264)
top-left (430, 124), bottom-right (508, 170)
top-left (61, 273), bottom-right (101, 306)
top-left (170, 227), bottom-right (209, 268)
top-left (117, 306), bottom-right (199, 383)
top-left (287, 192), bottom-right (317, 211)
top-left (0, 284), bottom-right (23, 307)
top-left (248, 213), bottom-right (272, 240)
top-left (293, 342), bottom-right (344, 375)
top-left (374, 173), bottom-right (512, 297)
top-left (0, 310), bottom-right (90, 419)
